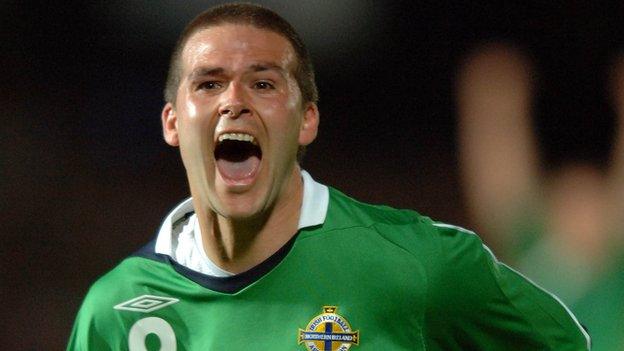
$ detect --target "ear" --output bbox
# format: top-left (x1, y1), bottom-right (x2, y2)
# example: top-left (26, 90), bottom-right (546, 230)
top-left (161, 102), bottom-right (179, 146)
top-left (298, 102), bottom-right (319, 146)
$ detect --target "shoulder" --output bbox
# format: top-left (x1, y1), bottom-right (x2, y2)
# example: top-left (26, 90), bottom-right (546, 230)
top-left (74, 252), bottom-right (175, 330)
top-left (327, 187), bottom-right (482, 245)
top-left (326, 187), bottom-right (430, 226)
top-left (68, 252), bottom-right (182, 350)
top-left (78, 257), bottom-right (156, 314)
top-left (323, 188), bottom-right (481, 266)
top-left (68, 256), bottom-right (158, 350)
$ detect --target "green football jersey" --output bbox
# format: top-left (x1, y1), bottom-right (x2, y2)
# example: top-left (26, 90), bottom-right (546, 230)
top-left (68, 175), bottom-right (589, 350)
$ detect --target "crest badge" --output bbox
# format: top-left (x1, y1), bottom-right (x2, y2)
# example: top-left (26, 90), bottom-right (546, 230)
top-left (298, 306), bottom-right (360, 351)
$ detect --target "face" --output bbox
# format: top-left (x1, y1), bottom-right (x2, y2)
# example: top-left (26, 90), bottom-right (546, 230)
top-left (162, 24), bottom-right (318, 220)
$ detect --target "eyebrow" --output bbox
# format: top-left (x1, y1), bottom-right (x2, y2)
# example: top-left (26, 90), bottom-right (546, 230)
top-left (249, 62), bottom-right (287, 75)
top-left (188, 62), bottom-right (287, 81)
top-left (188, 67), bottom-right (225, 81)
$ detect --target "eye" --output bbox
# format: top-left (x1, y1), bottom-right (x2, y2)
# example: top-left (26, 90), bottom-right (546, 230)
top-left (253, 81), bottom-right (275, 90)
top-left (198, 81), bottom-right (222, 90)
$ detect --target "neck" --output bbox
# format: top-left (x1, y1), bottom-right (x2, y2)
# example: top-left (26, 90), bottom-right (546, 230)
top-left (196, 168), bottom-right (304, 274)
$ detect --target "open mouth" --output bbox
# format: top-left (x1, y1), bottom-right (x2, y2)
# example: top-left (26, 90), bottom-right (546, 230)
top-left (214, 133), bottom-right (262, 183)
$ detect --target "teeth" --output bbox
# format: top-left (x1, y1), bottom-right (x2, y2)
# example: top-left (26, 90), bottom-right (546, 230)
top-left (218, 133), bottom-right (257, 145)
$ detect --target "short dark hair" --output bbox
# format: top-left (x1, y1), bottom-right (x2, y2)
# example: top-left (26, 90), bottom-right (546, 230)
top-left (164, 3), bottom-right (318, 107)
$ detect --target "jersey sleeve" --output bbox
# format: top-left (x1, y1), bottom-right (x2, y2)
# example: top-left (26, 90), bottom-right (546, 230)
top-left (424, 223), bottom-right (590, 350)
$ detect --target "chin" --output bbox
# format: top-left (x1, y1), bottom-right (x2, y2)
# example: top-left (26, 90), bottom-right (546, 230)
top-left (213, 196), bottom-right (267, 222)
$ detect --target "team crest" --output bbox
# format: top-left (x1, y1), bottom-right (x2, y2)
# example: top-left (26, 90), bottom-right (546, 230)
top-left (298, 306), bottom-right (360, 351)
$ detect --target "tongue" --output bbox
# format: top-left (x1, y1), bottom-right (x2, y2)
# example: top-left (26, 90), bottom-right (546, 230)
top-left (217, 156), bottom-right (260, 181)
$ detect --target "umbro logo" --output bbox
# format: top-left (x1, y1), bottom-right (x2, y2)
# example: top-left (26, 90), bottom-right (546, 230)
top-left (114, 294), bottom-right (179, 313)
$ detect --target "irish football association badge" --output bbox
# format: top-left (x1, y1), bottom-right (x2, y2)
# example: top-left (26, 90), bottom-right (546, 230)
top-left (298, 306), bottom-right (360, 351)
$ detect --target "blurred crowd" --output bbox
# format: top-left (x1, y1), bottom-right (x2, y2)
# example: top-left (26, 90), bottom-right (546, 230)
top-left (456, 44), bottom-right (624, 350)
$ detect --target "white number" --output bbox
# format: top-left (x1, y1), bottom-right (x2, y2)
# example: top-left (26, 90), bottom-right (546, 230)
top-left (128, 317), bottom-right (177, 351)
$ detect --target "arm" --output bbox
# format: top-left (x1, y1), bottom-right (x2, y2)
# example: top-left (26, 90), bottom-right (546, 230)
top-left (455, 44), bottom-right (540, 252)
top-left (425, 223), bottom-right (590, 350)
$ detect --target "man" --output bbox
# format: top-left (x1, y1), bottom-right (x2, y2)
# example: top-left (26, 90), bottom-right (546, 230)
top-left (68, 3), bottom-right (590, 350)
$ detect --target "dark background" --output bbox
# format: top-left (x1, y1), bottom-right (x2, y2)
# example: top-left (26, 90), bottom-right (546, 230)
top-left (2, 1), bottom-right (623, 349)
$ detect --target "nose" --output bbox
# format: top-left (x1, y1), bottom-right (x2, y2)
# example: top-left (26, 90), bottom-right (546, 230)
top-left (218, 82), bottom-right (251, 118)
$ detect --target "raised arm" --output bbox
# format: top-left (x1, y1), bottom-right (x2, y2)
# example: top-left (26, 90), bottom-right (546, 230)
top-left (455, 43), bottom-right (540, 252)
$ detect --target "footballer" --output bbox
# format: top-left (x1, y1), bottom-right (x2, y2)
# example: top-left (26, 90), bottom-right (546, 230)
top-left (68, 3), bottom-right (590, 350)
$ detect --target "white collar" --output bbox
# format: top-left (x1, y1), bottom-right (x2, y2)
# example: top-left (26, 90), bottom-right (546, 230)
top-left (154, 170), bottom-right (329, 257)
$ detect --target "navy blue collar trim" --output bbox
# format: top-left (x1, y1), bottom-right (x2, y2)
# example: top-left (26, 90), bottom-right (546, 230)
top-left (132, 232), bottom-right (299, 294)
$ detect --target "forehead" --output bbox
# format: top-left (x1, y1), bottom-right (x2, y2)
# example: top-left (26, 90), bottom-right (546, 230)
top-left (180, 24), bottom-right (297, 75)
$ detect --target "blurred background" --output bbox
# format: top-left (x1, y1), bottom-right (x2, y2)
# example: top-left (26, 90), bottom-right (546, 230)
top-left (2, 1), bottom-right (624, 349)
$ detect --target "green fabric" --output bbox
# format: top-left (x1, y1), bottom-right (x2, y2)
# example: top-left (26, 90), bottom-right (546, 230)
top-left (68, 188), bottom-right (589, 350)
top-left (512, 210), bottom-right (624, 351)
top-left (571, 254), bottom-right (624, 351)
